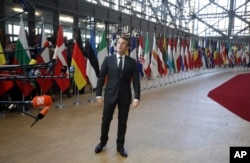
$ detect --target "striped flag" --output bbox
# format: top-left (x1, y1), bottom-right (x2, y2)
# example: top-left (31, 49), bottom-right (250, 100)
top-left (71, 28), bottom-right (87, 90)
top-left (13, 19), bottom-right (34, 97)
top-left (98, 30), bottom-right (108, 68)
top-left (143, 32), bottom-right (151, 78)
top-left (85, 40), bottom-right (100, 89)
top-left (150, 34), bottom-right (159, 78)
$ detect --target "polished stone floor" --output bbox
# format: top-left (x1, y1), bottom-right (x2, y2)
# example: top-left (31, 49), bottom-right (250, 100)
top-left (1, 67), bottom-right (250, 163)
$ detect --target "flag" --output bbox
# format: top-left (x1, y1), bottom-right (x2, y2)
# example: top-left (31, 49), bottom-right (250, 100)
top-left (13, 19), bottom-right (34, 97)
top-left (183, 39), bottom-right (189, 70)
top-left (162, 36), bottom-right (168, 76)
top-left (36, 21), bottom-right (52, 93)
top-left (53, 25), bottom-right (70, 92)
top-left (71, 28), bottom-right (87, 90)
top-left (137, 35), bottom-right (144, 77)
top-left (180, 38), bottom-right (185, 71)
top-left (221, 41), bottom-right (228, 65)
top-left (193, 39), bottom-right (199, 68)
top-left (13, 20), bottom-right (31, 65)
top-left (157, 36), bottom-right (164, 76)
top-left (228, 42), bottom-right (235, 64)
top-left (0, 42), bottom-right (6, 65)
top-left (130, 36), bottom-right (137, 60)
top-left (90, 30), bottom-right (98, 56)
top-left (172, 37), bottom-right (177, 73)
top-left (167, 37), bottom-right (173, 74)
top-left (0, 43), bottom-right (14, 97)
top-left (176, 38), bottom-right (181, 72)
top-left (212, 41), bottom-right (219, 66)
top-left (150, 34), bottom-right (159, 78)
top-left (98, 30), bottom-right (108, 68)
top-left (188, 38), bottom-right (194, 70)
top-left (84, 40), bottom-right (100, 89)
top-left (143, 32), bottom-right (151, 78)
top-left (109, 32), bottom-right (116, 56)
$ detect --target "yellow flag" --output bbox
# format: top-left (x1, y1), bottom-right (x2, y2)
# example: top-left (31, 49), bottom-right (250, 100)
top-left (0, 42), bottom-right (6, 65)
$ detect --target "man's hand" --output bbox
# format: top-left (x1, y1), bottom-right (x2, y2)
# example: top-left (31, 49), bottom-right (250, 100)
top-left (96, 97), bottom-right (103, 107)
top-left (132, 100), bottom-right (139, 108)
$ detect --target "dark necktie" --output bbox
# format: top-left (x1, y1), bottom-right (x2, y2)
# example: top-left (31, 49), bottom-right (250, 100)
top-left (118, 57), bottom-right (122, 74)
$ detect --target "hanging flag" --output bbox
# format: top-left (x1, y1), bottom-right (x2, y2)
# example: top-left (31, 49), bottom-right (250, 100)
top-left (109, 32), bottom-right (116, 56)
top-left (13, 19), bottom-right (34, 97)
top-left (143, 32), bottom-right (151, 78)
top-left (162, 36), bottom-right (168, 76)
top-left (212, 41), bottom-right (219, 66)
top-left (150, 34), bottom-right (159, 78)
top-left (137, 35), bottom-right (144, 77)
top-left (157, 36), bottom-right (164, 76)
top-left (0, 42), bottom-right (6, 65)
top-left (175, 38), bottom-right (181, 72)
top-left (36, 21), bottom-right (52, 93)
top-left (242, 43), bottom-right (249, 65)
top-left (53, 25), bottom-right (70, 92)
top-left (130, 35), bottom-right (137, 60)
top-left (98, 30), bottom-right (108, 68)
top-left (183, 39), bottom-right (189, 70)
top-left (172, 37), bottom-right (177, 73)
top-left (221, 41), bottom-right (228, 65)
top-left (188, 38), bottom-right (194, 70)
top-left (228, 42), bottom-right (235, 65)
top-left (167, 37), bottom-right (173, 74)
top-left (71, 28), bottom-right (87, 90)
top-left (0, 42), bottom-right (14, 97)
top-left (180, 38), bottom-right (185, 71)
top-left (84, 40), bottom-right (100, 89)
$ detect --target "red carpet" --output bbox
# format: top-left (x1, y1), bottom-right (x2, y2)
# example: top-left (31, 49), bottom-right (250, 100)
top-left (208, 73), bottom-right (250, 122)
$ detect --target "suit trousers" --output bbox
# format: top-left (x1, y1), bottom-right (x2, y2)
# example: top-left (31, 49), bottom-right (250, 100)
top-left (100, 100), bottom-right (130, 147)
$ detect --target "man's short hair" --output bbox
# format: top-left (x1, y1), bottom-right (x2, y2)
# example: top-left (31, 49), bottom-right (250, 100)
top-left (120, 36), bottom-right (131, 47)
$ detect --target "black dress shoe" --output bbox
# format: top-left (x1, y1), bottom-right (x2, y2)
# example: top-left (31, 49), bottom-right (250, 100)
top-left (95, 143), bottom-right (105, 153)
top-left (117, 146), bottom-right (128, 157)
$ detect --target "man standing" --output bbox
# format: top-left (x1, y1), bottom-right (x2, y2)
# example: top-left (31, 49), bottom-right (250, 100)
top-left (95, 36), bottom-right (141, 157)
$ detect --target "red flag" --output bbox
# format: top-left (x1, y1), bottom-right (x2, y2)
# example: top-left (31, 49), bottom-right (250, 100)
top-left (0, 43), bottom-right (14, 96)
top-left (0, 71), bottom-right (14, 97)
top-left (53, 25), bottom-right (70, 92)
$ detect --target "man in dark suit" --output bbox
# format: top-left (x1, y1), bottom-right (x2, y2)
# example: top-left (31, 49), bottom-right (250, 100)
top-left (95, 36), bottom-right (141, 157)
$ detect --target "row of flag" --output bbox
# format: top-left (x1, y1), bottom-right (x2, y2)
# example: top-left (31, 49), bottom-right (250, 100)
top-left (124, 34), bottom-right (249, 79)
top-left (1, 19), bottom-right (249, 98)
top-left (0, 18), bottom-right (111, 98)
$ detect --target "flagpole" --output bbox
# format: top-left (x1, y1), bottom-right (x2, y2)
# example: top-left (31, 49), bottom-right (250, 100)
top-left (56, 90), bottom-right (65, 108)
top-left (88, 87), bottom-right (96, 103)
top-left (70, 65), bottom-right (81, 105)
top-left (22, 94), bottom-right (25, 113)
top-left (145, 77), bottom-right (149, 90)
top-left (74, 89), bottom-right (81, 105)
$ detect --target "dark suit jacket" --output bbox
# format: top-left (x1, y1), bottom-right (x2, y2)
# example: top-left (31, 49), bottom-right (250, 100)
top-left (96, 55), bottom-right (140, 104)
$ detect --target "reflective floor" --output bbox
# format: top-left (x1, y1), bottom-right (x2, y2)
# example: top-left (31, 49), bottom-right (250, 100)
top-left (1, 68), bottom-right (250, 163)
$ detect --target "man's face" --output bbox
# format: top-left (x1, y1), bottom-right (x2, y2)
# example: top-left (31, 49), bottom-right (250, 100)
top-left (116, 38), bottom-right (129, 55)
